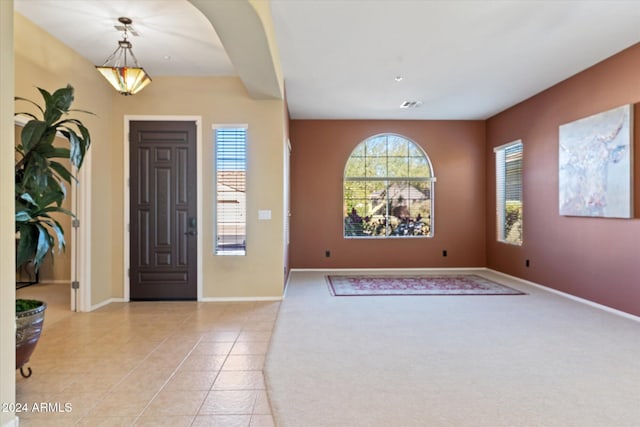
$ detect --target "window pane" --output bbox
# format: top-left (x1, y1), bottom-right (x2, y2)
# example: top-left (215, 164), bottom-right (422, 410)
top-left (366, 136), bottom-right (387, 157)
top-left (495, 141), bottom-right (522, 245)
top-left (344, 156), bottom-right (365, 177)
top-left (343, 134), bottom-right (434, 238)
top-left (409, 157), bottom-right (431, 177)
top-left (344, 181), bottom-right (367, 200)
top-left (351, 143), bottom-right (365, 157)
top-left (367, 180), bottom-right (387, 216)
top-left (344, 203), bottom-right (367, 236)
top-left (366, 157), bottom-right (387, 178)
top-left (387, 156), bottom-right (409, 177)
top-left (408, 142), bottom-right (423, 157)
top-left (387, 135), bottom-right (408, 156)
top-left (409, 181), bottom-right (430, 200)
top-left (366, 216), bottom-right (388, 236)
top-left (215, 127), bottom-right (247, 255)
top-left (386, 181), bottom-right (430, 236)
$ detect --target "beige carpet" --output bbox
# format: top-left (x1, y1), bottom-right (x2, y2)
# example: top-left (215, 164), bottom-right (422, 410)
top-left (265, 270), bottom-right (640, 427)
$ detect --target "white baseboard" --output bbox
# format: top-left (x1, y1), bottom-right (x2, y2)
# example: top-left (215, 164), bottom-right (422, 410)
top-left (200, 296), bottom-right (282, 302)
top-left (90, 298), bottom-right (126, 311)
top-left (87, 296), bottom-right (282, 309)
top-left (283, 273), bottom-right (292, 298)
top-left (290, 267), bottom-right (484, 273)
top-left (35, 280), bottom-right (71, 285)
top-left (486, 269), bottom-right (640, 323)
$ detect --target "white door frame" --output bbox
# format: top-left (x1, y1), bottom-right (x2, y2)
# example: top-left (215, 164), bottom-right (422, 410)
top-left (123, 116), bottom-right (203, 301)
top-left (71, 154), bottom-right (91, 312)
top-left (283, 138), bottom-right (291, 285)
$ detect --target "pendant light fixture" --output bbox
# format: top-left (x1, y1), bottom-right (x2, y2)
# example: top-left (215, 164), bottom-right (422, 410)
top-left (96, 17), bottom-right (152, 96)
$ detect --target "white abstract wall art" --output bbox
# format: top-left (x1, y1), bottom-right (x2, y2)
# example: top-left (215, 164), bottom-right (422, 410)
top-left (559, 104), bottom-right (633, 218)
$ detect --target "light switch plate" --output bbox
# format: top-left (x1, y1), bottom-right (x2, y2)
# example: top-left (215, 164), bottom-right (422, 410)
top-left (258, 210), bottom-right (271, 220)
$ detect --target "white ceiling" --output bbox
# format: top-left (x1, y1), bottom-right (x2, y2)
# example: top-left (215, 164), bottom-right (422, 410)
top-left (14, 0), bottom-right (640, 120)
top-left (14, 0), bottom-right (235, 76)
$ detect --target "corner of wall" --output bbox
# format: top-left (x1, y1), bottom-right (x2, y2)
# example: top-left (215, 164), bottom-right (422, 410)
top-left (0, 1), bottom-right (16, 424)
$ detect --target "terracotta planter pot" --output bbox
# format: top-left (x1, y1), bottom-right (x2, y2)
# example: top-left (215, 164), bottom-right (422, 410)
top-left (16, 301), bottom-right (46, 378)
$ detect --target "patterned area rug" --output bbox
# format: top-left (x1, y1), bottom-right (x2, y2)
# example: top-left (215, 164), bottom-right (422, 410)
top-left (326, 275), bottom-right (525, 296)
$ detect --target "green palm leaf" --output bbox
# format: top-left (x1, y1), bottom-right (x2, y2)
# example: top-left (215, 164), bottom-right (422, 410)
top-left (14, 84), bottom-right (92, 271)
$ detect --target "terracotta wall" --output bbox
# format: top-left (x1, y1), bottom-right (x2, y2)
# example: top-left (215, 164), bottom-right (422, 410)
top-left (486, 43), bottom-right (640, 316)
top-left (290, 44), bottom-right (640, 317)
top-left (289, 120), bottom-right (486, 268)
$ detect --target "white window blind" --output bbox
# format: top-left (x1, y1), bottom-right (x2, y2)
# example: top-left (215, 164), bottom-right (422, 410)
top-left (215, 126), bottom-right (247, 255)
top-left (495, 140), bottom-right (523, 245)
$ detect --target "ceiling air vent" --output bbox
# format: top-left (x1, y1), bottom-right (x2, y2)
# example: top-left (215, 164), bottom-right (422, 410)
top-left (400, 100), bottom-right (422, 109)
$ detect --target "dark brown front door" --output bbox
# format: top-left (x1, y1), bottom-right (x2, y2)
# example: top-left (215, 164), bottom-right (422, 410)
top-left (129, 120), bottom-right (197, 300)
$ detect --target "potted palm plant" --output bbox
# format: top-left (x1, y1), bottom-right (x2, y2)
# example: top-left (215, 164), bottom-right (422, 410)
top-left (14, 84), bottom-right (92, 377)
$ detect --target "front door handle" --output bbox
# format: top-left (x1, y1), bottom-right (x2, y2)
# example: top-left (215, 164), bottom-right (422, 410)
top-left (184, 230), bottom-right (197, 236)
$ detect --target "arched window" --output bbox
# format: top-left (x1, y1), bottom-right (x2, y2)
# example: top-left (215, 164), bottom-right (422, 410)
top-left (343, 134), bottom-right (435, 238)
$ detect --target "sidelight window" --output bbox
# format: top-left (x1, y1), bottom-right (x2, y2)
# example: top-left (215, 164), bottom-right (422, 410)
top-left (214, 125), bottom-right (247, 255)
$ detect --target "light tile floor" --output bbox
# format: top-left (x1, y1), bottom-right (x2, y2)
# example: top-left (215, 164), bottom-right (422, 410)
top-left (15, 293), bottom-right (279, 427)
